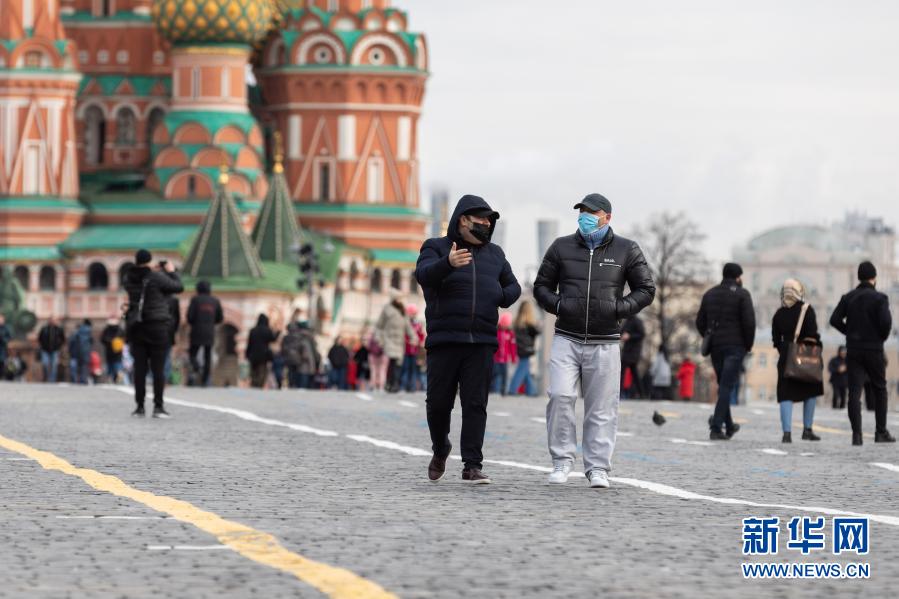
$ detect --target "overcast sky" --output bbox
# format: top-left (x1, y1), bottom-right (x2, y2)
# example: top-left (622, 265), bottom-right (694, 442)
top-left (409, 0), bottom-right (899, 279)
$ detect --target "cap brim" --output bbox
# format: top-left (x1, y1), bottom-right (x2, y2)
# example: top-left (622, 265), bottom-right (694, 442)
top-left (466, 208), bottom-right (500, 219)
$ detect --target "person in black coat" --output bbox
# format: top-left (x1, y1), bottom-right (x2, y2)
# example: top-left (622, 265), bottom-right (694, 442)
top-left (246, 313), bottom-right (279, 388)
top-left (124, 249), bottom-right (183, 417)
top-left (620, 316), bottom-right (646, 399)
top-left (327, 338), bottom-right (350, 390)
top-left (772, 279), bottom-right (823, 443)
top-left (415, 194), bottom-right (521, 484)
top-left (829, 261), bottom-right (894, 445)
top-left (37, 317), bottom-right (66, 383)
top-left (187, 280), bottom-right (223, 387)
top-left (696, 263), bottom-right (756, 440)
top-left (828, 346), bottom-right (848, 409)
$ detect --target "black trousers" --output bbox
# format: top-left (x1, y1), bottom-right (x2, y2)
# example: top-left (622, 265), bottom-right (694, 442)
top-left (189, 344), bottom-right (212, 386)
top-left (832, 384), bottom-right (847, 409)
top-left (847, 349), bottom-right (889, 434)
top-left (426, 344), bottom-right (493, 470)
top-left (710, 346), bottom-right (745, 433)
top-left (386, 357), bottom-right (402, 393)
top-left (131, 341), bottom-right (167, 409)
top-left (621, 362), bottom-right (645, 398)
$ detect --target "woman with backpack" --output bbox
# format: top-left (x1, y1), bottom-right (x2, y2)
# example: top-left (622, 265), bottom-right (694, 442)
top-left (124, 249), bottom-right (183, 418)
top-left (772, 278), bottom-right (823, 443)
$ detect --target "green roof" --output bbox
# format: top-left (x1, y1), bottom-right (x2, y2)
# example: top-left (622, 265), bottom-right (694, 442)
top-left (0, 197), bottom-right (85, 212)
top-left (0, 246), bottom-right (62, 261)
top-left (162, 110), bottom-right (262, 137)
top-left (60, 224), bottom-right (198, 252)
top-left (182, 260), bottom-right (299, 294)
top-left (295, 203), bottom-right (428, 219)
top-left (252, 170), bottom-right (301, 263)
top-left (79, 75), bottom-right (171, 97)
top-left (62, 10), bottom-right (152, 22)
top-left (370, 248), bottom-right (419, 265)
top-left (183, 183), bottom-right (264, 279)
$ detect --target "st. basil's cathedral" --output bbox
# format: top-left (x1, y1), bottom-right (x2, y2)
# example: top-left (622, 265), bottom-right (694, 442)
top-left (0, 0), bottom-right (429, 346)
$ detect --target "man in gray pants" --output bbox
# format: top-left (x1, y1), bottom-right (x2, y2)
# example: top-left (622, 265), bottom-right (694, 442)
top-left (533, 193), bottom-right (655, 488)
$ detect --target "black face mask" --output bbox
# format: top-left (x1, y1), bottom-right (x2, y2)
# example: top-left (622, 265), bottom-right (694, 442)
top-left (468, 222), bottom-right (491, 243)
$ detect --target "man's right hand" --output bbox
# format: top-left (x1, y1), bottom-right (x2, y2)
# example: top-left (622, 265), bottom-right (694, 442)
top-left (448, 242), bottom-right (472, 268)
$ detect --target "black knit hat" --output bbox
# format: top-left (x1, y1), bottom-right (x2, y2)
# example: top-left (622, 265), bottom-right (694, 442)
top-left (858, 261), bottom-right (877, 281)
top-left (135, 249), bottom-right (152, 265)
top-left (722, 262), bottom-right (743, 279)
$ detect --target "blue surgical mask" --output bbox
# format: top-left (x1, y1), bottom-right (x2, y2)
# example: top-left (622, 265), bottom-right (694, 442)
top-left (578, 212), bottom-right (599, 236)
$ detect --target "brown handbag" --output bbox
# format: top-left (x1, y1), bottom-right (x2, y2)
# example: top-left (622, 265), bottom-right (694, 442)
top-left (783, 303), bottom-right (824, 384)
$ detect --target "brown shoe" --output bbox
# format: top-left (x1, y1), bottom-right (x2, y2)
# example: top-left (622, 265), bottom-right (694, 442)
top-left (428, 448), bottom-right (451, 482)
top-left (462, 468), bottom-right (492, 484)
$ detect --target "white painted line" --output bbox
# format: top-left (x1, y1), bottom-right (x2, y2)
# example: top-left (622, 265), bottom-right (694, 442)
top-left (493, 411), bottom-right (511, 417)
top-left (799, 452), bottom-right (816, 457)
top-left (4, 457), bottom-right (32, 461)
top-left (530, 417), bottom-right (546, 424)
top-left (397, 400), bottom-right (418, 408)
top-left (693, 404), bottom-right (712, 410)
top-left (760, 448), bottom-right (789, 456)
top-left (103, 387), bottom-right (899, 529)
top-left (109, 387), bottom-right (339, 437)
top-left (670, 438), bottom-right (714, 447)
top-left (355, 393), bottom-right (374, 402)
top-left (871, 462), bottom-right (899, 473)
top-left (147, 545), bottom-right (232, 551)
top-left (616, 432), bottom-right (635, 437)
top-left (751, 409), bottom-right (766, 415)
top-left (58, 515), bottom-right (170, 520)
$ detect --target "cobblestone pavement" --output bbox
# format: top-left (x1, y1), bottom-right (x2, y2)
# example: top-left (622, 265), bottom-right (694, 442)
top-left (2, 380), bottom-right (898, 598)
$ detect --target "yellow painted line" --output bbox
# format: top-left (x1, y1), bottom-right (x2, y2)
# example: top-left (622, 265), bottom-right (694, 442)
top-left (813, 424), bottom-right (872, 439)
top-left (658, 411), bottom-right (681, 419)
top-left (0, 433), bottom-right (395, 599)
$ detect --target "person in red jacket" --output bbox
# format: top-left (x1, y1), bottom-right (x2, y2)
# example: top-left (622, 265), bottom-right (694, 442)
top-left (676, 356), bottom-right (696, 401)
top-left (492, 312), bottom-right (517, 395)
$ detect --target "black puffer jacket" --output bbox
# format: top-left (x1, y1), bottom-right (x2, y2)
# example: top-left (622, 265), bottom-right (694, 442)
top-left (246, 314), bottom-right (280, 365)
top-left (829, 282), bottom-right (892, 351)
top-left (696, 279), bottom-right (756, 352)
top-left (124, 266), bottom-right (183, 326)
top-left (187, 283), bottom-right (224, 346)
top-left (533, 229), bottom-right (655, 343)
top-left (415, 195), bottom-right (521, 349)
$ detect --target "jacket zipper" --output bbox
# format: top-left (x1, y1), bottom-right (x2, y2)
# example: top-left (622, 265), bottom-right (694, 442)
top-left (469, 248), bottom-right (477, 343)
top-left (584, 248), bottom-right (594, 343)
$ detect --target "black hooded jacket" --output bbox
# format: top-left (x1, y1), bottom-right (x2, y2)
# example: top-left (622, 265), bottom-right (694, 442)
top-left (533, 228), bottom-right (655, 343)
top-left (187, 281), bottom-right (224, 346)
top-left (415, 195), bottom-right (521, 349)
top-left (829, 282), bottom-right (892, 351)
top-left (246, 314), bottom-right (280, 365)
top-left (696, 278), bottom-right (756, 352)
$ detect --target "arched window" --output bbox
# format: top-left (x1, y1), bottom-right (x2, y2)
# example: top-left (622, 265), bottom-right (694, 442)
top-left (13, 265), bottom-right (29, 290)
top-left (87, 262), bottom-right (109, 290)
top-left (118, 262), bottom-right (133, 289)
top-left (84, 106), bottom-right (105, 165)
top-left (146, 107), bottom-right (165, 148)
top-left (390, 268), bottom-right (401, 290)
top-left (38, 266), bottom-right (56, 291)
top-left (409, 272), bottom-right (418, 295)
top-left (370, 267), bottom-right (382, 293)
top-left (115, 106), bottom-right (136, 146)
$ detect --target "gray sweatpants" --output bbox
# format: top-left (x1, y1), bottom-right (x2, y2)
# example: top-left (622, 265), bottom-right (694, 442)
top-left (546, 335), bottom-right (621, 475)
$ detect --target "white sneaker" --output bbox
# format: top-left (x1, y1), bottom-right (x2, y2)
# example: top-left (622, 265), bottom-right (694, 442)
top-left (588, 470), bottom-right (610, 489)
top-left (547, 463), bottom-right (572, 484)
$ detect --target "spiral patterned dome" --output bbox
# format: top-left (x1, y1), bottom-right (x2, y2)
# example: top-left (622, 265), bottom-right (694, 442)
top-left (152, 0), bottom-right (276, 46)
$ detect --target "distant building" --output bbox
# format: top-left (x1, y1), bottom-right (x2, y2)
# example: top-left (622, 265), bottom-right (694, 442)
top-left (536, 219), bottom-right (558, 263)
top-left (430, 189), bottom-right (449, 239)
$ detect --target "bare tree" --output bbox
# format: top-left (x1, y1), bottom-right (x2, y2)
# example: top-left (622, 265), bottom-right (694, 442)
top-left (631, 211), bottom-right (710, 356)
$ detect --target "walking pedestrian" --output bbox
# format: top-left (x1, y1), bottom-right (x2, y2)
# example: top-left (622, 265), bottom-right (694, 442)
top-left (100, 317), bottom-right (125, 383)
top-left (124, 250), bottom-right (183, 417)
top-left (620, 316), bottom-right (646, 399)
top-left (37, 316), bottom-right (65, 383)
top-left (367, 332), bottom-right (388, 392)
top-left (71, 319), bottom-right (93, 385)
top-left (401, 305), bottom-right (425, 392)
top-left (327, 337), bottom-right (350, 390)
top-left (492, 312), bottom-right (517, 395)
top-left (649, 345), bottom-right (672, 400)
top-left (353, 339), bottom-right (370, 391)
top-left (0, 315), bottom-right (11, 368)
top-left (676, 356), bottom-right (696, 401)
top-left (696, 262), bottom-right (755, 440)
top-left (828, 346), bottom-right (848, 409)
top-left (533, 193), bottom-right (655, 488)
top-left (246, 314), bottom-right (279, 388)
top-left (374, 289), bottom-right (414, 393)
top-left (186, 280), bottom-right (223, 387)
top-left (416, 194), bottom-right (521, 484)
top-left (829, 261), bottom-right (895, 445)
top-left (507, 301), bottom-right (539, 397)
top-left (772, 279), bottom-right (822, 443)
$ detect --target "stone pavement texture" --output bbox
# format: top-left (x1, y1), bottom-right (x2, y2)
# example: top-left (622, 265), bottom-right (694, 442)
top-left (1, 380), bottom-right (898, 598)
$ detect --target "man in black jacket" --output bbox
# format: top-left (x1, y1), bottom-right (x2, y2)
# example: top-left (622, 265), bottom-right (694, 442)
top-left (187, 280), bottom-right (223, 387)
top-left (696, 263), bottom-right (755, 440)
top-left (533, 193), bottom-right (655, 488)
top-left (620, 316), bottom-right (646, 399)
top-left (415, 194), bottom-right (521, 484)
top-left (37, 316), bottom-right (66, 383)
top-left (124, 249), bottom-right (183, 418)
top-left (828, 346), bottom-right (848, 409)
top-left (830, 261), bottom-right (894, 445)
